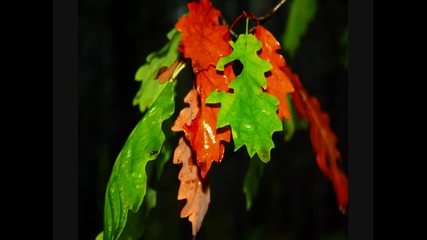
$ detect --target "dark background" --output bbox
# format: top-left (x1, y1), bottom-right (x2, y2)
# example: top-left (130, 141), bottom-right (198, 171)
top-left (78, 0), bottom-right (348, 239)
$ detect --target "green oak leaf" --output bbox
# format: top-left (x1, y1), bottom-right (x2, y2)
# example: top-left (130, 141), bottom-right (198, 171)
top-left (102, 81), bottom-right (175, 240)
top-left (206, 34), bottom-right (283, 163)
top-left (282, 0), bottom-right (317, 58)
top-left (133, 28), bottom-right (181, 113)
top-left (243, 155), bottom-right (265, 211)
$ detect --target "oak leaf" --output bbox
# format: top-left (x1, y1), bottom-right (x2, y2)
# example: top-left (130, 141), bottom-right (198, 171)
top-left (175, 0), bottom-right (231, 73)
top-left (207, 34), bottom-right (283, 163)
top-left (173, 137), bottom-right (210, 237)
top-left (284, 66), bottom-right (348, 213)
top-left (255, 25), bottom-right (294, 120)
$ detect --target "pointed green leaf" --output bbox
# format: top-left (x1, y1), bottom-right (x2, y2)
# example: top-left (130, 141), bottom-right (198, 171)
top-left (102, 82), bottom-right (176, 240)
top-left (282, 0), bottom-right (317, 57)
top-left (133, 28), bottom-right (181, 113)
top-left (282, 94), bottom-right (309, 142)
top-left (206, 34), bottom-right (283, 162)
top-left (96, 232), bottom-right (104, 240)
top-left (155, 141), bottom-right (172, 181)
top-left (117, 188), bottom-right (157, 240)
top-left (243, 155), bottom-right (265, 211)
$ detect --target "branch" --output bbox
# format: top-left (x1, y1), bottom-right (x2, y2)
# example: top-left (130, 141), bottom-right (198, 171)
top-left (229, 0), bottom-right (288, 38)
top-left (258, 0), bottom-right (288, 24)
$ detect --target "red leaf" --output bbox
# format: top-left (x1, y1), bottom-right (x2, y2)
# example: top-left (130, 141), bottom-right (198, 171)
top-left (174, 0), bottom-right (236, 177)
top-left (284, 66), bottom-right (348, 213)
top-left (188, 66), bottom-right (233, 178)
top-left (173, 137), bottom-right (210, 237)
top-left (255, 25), bottom-right (294, 120)
top-left (173, 66), bottom-right (234, 178)
top-left (175, 0), bottom-right (231, 73)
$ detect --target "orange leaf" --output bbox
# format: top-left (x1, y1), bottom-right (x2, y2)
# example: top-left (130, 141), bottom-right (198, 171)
top-left (255, 25), bottom-right (294, 120)
top-left (173, 66), bottom-right (234, 178)
top-left (173, 137), bottom-right (210, 237)
top-left (284, 66), bottom-right (348, 213)
top-left (188, 66), bottom-right (233, 178)
top-left (174, 0), bottom-right (235, 177)
top-left (175, 0), bottom-right (231, 73)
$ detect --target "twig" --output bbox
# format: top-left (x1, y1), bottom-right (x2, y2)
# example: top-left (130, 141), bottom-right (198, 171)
top-left (229, 0), bottom-right (288, 37)
top-left (258, 0), bottom-right (288, 24)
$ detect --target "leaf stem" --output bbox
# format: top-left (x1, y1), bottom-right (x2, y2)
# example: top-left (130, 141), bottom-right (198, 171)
top-left (246, 17), bottom-right (249, 35)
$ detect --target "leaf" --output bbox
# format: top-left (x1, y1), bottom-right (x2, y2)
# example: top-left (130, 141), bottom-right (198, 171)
top-left (255, 25), bottom-right (294, 120)
top-left (102, 82), bottom-right (176, 240)
top-left (284, 66), bottom-right (348, 213)
top-left (282, 0), bottom-right (317, 57)
top-left (173, 137), bottom-right (210, 237)
top-left (96, 232), bottom-right (103, 240)
top-left (190, 67), bottom-right (233, 177)
top-left (117, 188), bottom-right (157, 240)
top-left (243, 155), bottom-right (265, 211)
top-left (175, 0), bottom-right (231, 73)
top-left (155, 141), bottom-right (172, 181)
top-left (174, 0), bottom-right (235, 177)
top-left (133, 28), bottom-right (181, 113)
top-left (172, 66), bottom-right (234, 178)
top-left (206, 34), bottom-right (283, 163)
top-left (171, 88), bottom-right (199, 133)
top-left (282, 94), bottom-right (309, 142)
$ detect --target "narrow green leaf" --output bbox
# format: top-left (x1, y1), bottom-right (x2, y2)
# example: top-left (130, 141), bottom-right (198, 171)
top-left (117, 188), bottom-right (157, 240)
top-left (133, 28), bottom-right (181, 113)
top-left (282, 0), bottom-right (317, 57)
top-left (243, 155), bottom-right (265, 211)
top-left (282, 94), bottom-right (309, 142)
top-left (206, 34), bottom-right (283, 162)
top-left (155, 141), bottom-right (172, 181)
top-left (96, 232), bottom-right (104, 240)
top-left (103, 82), bottom-right (176, 240)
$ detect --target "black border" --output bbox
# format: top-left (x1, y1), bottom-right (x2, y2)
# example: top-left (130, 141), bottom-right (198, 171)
top-left (53, 0), bottom-right (78, 238)
top-left (349, 0), bottom-right (373, 238)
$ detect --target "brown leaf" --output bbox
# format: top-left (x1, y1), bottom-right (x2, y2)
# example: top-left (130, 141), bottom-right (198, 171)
top-left (171, 88), bottom-right (199, 132)
top-left (173, 137), bottom-right (210, 237)
top-left (156, 59), bottom-right (180, 84)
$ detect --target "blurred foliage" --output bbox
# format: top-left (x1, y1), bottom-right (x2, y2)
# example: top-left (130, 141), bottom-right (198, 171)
top-left (282, 0), bottom-right (317, 58)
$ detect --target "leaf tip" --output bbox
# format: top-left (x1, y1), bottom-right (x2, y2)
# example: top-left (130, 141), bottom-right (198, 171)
top-left (258, 150), bottom-right (271, 163)
top-left (95, 232), bottom-right (103, 240)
